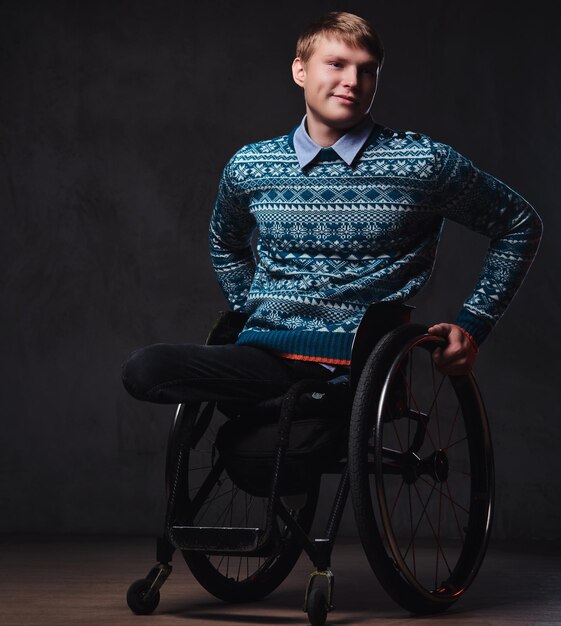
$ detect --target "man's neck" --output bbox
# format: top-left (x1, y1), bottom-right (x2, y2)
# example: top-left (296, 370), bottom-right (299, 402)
top-left (305, 115), bottom-right (351, 147)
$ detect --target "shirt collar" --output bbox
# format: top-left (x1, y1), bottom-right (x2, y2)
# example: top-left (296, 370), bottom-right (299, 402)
top-left (293, 115), bottom-right (375, 169)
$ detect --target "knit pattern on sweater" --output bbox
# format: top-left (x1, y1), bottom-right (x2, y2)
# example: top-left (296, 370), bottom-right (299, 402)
top-left (209, 124), bottom-right (542, 363)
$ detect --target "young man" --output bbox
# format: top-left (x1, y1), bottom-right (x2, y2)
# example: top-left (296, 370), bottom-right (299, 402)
top-left (122, 12), bottom-right (542, 405)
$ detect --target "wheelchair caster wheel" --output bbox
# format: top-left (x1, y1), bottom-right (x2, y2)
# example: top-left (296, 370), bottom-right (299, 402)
top-left (307, 587), bottom-right (328, 625)
top-left (127, 578), bottom-right (160, 615)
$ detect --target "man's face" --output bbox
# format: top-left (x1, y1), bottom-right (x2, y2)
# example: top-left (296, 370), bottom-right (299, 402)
top-left (292, 36), bottom-right (380, 132)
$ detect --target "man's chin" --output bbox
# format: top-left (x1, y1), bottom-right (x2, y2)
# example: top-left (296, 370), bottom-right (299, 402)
top-left (325, 113), bottom-right (368, 130)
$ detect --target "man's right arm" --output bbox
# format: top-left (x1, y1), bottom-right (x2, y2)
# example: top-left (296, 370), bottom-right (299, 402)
top-left (209, 158), bottom-right (257, 311)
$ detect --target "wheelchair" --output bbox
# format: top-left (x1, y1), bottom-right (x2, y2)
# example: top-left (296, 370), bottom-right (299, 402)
top-left (126, 302), bottom-right (494, 625)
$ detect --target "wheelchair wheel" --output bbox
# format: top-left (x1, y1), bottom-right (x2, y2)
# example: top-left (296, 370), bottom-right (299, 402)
top-left (126, 578), bottom-right (160, 615)
top-left (349, 324), bottom-right (494, 614)
top-left (172, 402), bottom-right (319, 603)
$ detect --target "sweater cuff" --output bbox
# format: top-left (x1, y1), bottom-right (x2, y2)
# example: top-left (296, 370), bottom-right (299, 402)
top-left (453, 308), bottom-right (494, 346)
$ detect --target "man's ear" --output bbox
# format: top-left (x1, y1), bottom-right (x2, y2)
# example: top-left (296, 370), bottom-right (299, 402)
top-left (292, 57), bottom-right (306, 88)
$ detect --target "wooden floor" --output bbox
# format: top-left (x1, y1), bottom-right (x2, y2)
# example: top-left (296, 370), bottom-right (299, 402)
top-left (1, 535), bottom-right (560, 625)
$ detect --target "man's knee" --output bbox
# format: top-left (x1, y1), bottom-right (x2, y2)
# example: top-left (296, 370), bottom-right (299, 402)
top-left (121, 344), bottom-right (168, 401)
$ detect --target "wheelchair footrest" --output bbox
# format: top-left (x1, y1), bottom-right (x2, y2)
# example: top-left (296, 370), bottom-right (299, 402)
top-left (170, 525), bottom-right (264, 554)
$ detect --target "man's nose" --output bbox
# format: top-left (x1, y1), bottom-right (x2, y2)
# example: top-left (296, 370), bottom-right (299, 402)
top-left (341, 66), bottom-right (358, 88)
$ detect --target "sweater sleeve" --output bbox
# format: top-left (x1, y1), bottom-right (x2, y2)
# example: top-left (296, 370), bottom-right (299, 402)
top-left (432, 142), bottom-right (543, 345)
top-left (209, 156), bottom-right (257, 311)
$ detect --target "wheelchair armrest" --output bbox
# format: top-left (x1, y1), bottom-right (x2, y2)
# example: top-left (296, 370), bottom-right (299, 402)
top-left (206, 310), bottom-right (249, 345)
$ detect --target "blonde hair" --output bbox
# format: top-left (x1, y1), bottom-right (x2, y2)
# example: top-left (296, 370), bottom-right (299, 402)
top-left (296, 12), bottom-right (384, 66)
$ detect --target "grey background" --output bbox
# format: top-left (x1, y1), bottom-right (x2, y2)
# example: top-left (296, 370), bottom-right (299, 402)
top-left (1, 0), bottom-right (557, 538)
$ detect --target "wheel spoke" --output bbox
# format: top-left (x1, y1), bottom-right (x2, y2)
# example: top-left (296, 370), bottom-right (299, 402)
top-left (445, 480), bottom-right (467, 542)
top-left (445, 404), bottom-right (462, 449)
top-left (213, 486), bottom-right (240, 527)
top-left (236, 550), bottom-right (243, 581)
top-left (412, 483), bottom-right (452, 577)
top-left (403, 375), bottom-right (441, 451)
top-left (449, 467), bottom-right (471, 477)
top-left (422, 375), bottom-right (446, 449)
top-left (390, 479), bottom-right (405, 520)
top-left (195, 484), bottom-right (236, 525)
top-left (430, 356), bottom-right (443, 449)
top-left (408, 484), bottom-right (417, 576)
top-left (407, 355), bottom-right (413, 448)
top-left (402, 479), bottom-right (436, 561)
top-left (215, 553), bottom-right (226, 573)
top-left (391, 417), bottom-right (405, 452)
top-left (445, 436), bottom-right (468, 451)
top-left (417, 475), bottom-right (470, 515)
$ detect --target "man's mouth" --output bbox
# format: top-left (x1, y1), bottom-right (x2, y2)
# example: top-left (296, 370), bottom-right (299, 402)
top-left (333, 94), bottom-right (359, 104)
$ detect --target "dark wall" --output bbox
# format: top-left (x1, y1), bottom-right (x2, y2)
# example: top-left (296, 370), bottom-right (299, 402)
top-left (1, 0), bottom-right (557, 538)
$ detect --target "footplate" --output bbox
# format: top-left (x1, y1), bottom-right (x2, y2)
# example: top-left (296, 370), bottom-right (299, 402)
top-left (170, 525), bottom-right (273, 555)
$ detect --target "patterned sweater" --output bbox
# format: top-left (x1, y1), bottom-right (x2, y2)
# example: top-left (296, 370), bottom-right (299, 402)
top-left (209, 124), bottom-right (542, 364)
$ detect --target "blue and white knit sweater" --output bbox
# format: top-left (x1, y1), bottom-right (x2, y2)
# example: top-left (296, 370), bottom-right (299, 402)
top-left (209, 124), bottom-right (542, 364)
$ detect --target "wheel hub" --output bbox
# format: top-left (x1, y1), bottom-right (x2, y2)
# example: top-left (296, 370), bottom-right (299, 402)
top-left (431, 450), bottom-right (449, 482)
top-left (401, 449), bottom-right (449, 484)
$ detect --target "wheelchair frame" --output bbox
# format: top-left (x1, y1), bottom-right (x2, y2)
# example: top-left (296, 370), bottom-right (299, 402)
top-left (126, 302), bottom-right (494, 625)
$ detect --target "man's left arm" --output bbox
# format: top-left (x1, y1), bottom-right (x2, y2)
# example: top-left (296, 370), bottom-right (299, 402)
top-left (428, 142), bottom-right (543, 373)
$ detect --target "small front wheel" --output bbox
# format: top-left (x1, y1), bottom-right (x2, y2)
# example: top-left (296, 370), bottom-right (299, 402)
top-left (127, 578), bottom-right (160, 615)
top-left (307, 587), bottom-right (328, 625)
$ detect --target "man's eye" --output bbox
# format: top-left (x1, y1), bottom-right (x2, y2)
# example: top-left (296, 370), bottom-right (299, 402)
top-left (328, 62), bottom-right (342, 68)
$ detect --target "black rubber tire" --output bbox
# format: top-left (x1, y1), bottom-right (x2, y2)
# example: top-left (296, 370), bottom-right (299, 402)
top-left (307, 587), bottom-right (328, 625)
top-left (174, 402), bottom-right (320, 603)
top-left (349, 324), bottom-right (494, 614)
top-left (126, 578), bottom-right (160, 615)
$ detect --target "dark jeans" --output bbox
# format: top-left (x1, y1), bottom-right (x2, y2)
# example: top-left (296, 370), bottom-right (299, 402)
top-left (122, 343), bottom-right (340, 405)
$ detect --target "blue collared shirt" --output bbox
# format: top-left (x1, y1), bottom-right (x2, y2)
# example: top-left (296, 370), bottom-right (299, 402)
top-left (293, 115), bottom-right (375, 169)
